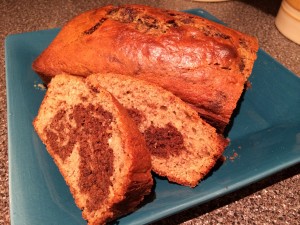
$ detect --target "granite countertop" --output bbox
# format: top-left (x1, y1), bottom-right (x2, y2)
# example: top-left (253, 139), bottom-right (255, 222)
top-left (1, 0), bottom-right (299, 224)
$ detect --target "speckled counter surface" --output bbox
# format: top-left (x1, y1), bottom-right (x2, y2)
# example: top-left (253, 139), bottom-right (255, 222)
top-left (1, 0), bottom-right (299, 224)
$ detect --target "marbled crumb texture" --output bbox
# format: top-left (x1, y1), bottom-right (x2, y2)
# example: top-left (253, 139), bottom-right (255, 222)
top-left (0, 1), bottom-right (299, 225)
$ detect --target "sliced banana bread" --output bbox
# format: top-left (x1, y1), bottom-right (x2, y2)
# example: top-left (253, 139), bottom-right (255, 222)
top-left (86, 73), bottom-right (228, 187)
top-left (33, 74), bottom-right (153, 225)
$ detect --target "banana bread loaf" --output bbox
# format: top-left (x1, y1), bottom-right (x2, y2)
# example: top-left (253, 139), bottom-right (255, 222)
top-left (33, 74), bottom-right (153, 225)
top-left (86, 73), bottom-right (228, 187)
top-left (32, 4), bottom-right (258, 132)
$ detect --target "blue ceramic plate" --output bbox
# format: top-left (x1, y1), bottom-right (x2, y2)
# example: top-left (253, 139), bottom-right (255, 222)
top-left (5, 9), bottom-right (300, 225)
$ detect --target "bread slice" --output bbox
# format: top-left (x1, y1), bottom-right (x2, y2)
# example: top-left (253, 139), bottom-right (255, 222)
top-left (86, 73), bottom-right (228, 187)
top-left (33, 74), bottom-right (153, 225)
top-left (32, 4), bottom-right (258, 132)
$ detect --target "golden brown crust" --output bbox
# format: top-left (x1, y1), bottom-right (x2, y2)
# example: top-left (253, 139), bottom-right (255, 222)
top-left (33, 74), bottom-right (153, 225)
top-left (32, 4), bottom-right (259, 132)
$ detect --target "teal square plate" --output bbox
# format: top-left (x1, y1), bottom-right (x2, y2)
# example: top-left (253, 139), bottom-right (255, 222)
top-left (5, 9), bottom-right (300, 225)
